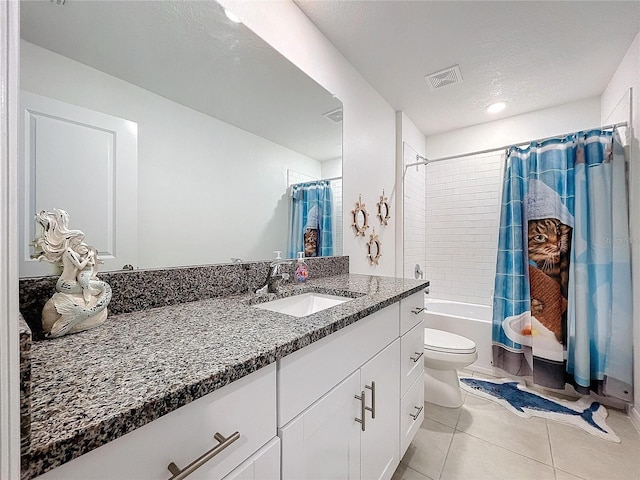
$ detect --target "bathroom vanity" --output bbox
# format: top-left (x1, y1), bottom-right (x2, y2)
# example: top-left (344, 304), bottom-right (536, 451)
top-left (20, 270), bottom-right (427, 480)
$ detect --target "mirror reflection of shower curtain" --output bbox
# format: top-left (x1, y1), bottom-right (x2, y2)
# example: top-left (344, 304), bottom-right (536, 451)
top-left (288, 180), bottom-right (334, 258)
top-left (492, 128), bottom-right (633, 402)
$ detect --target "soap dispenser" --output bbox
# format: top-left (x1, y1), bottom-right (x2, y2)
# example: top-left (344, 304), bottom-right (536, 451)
top-left (294, 252), bottom-right (309, 283)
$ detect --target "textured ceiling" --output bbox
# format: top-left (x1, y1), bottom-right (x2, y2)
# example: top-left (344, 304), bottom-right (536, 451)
top-left (20, 0), bottom-right (342, 161)
top-left (295, 0), bottom-right (640, 136)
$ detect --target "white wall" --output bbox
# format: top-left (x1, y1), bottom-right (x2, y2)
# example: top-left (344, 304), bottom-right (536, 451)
top-left (426, 97), bottom-right (601, 159)
top-left (424, 151), bottom-right (503, 305)
top-left (396, 112), bottom-right (427, 279)
top-left (219, 0), bottom-right (397, 276)
top-left (21, 40), bottom-right (323, 268)
top-left (321, 158), bottom-right (342, 179)
top-left (600, 31), bottom-right (640, 428)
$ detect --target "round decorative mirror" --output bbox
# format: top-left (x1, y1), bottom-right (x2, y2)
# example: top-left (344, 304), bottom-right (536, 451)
top-left (367, 228), bottom-right (382, 266)
top-left (351, 195), bottom-right (370, 237)
top-left (377, 190), bottom-right (391, 226)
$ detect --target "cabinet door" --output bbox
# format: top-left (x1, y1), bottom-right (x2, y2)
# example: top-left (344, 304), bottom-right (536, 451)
top-left (280, 371), bottom-right (361, 480)
top-left (360, 340), bottom-right (400, 480)
top-left (223, 438), bottom-right (280, 480)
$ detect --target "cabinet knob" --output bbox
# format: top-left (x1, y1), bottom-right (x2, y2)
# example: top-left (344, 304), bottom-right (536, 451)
top-left (411, 307), bottom-right (425, 315)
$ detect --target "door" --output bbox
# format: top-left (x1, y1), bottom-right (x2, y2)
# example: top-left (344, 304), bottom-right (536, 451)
top-left (280, 371), bottom-right (361, 480)
top-left (19, 91), bottom-right (138, 276)
top-left (360, 340), bottom-right (400, 480)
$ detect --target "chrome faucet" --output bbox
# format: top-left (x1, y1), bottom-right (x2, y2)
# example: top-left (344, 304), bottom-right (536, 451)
top-left (256, 258), bottom-right (292, 296)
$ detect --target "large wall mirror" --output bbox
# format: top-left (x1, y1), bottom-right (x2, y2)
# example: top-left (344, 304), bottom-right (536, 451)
top-left (18, 0), bottom-right (343, 277)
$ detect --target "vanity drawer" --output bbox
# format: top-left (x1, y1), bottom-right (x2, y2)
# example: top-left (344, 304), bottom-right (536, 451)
top-left (36, 364), bottom-right (276, 480)
top-left (278, 302), bottom-right (399, 427)
top-left (400, 373), bottom-right (424, 457)
top-left (401, 319), bottom-right (425, 395)
top-left (400, 291), bottom-right (425, 335)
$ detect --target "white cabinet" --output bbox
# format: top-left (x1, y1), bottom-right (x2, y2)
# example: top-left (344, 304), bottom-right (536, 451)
top-left (280, 342), bottom-right (400, 480)
top-left (279, 303), bottom-right (401, 480)
top-left (360, 341), bottom-right (400, 480)
top-left (399, 292), bottom-right (425, 458)
top-left (278, 303), bottom-right (399, 427)
top-left (280, 371), bottom-right (362, 480)
top-left (223, 438), bottom-right (280, 480)
top-left (36, 364), bottom-right (277, 480)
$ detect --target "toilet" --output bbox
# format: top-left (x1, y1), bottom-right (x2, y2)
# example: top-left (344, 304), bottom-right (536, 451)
top-left (424, 328), bottom-right (477, 408)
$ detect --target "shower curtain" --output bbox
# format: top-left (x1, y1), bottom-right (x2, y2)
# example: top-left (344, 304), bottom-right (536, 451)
top-left (287, 180), bottom-right (334, 258)
top-left (492, 129), bottom-right (633, 402)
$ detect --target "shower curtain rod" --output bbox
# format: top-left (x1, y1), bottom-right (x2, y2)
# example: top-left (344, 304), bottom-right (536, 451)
top-left (405, 121), bottom-right (628, 169)
top-left (290, 176), bottom-right (342, 188)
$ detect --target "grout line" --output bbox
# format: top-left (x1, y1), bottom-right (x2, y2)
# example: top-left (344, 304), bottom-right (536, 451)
top-left (454, 430), bottom-right (558, 472)
top-left (554, 467), bottom-right (588, 480)
top-left (404, 464), bottom-right (434, 480)
top-left (546, 420), bottom-right (556, 470)
top-left (437, 426), bottom-right (456, 480)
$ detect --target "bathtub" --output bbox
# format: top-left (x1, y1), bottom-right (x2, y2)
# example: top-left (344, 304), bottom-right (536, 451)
top-left (424, 298), bottom-right (494, 374)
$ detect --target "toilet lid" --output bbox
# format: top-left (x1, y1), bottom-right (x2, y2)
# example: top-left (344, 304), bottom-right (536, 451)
top-left (424, 328), bottom-right (476, 354)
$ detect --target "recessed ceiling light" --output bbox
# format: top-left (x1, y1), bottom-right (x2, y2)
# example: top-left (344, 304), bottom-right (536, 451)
top-left (224, 9), bottom-right (242, 24)
top-left (487, 102), bottom-right (506, 114)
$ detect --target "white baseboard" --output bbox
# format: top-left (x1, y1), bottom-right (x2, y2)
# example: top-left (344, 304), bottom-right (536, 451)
top-left (630, 406), bottom-right (640, 434)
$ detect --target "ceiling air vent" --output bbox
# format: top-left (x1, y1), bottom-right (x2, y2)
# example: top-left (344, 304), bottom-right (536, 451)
top-left (323, 107), bottom-right (343, 124)
top-left (425, 65), bottom-right (463, 91)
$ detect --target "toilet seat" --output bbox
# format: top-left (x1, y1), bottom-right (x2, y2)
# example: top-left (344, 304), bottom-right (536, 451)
top-left (424, 328), bottom-right (476, 354)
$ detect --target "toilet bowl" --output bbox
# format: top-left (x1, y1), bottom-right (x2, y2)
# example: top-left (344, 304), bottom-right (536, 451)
top-left (424, 328), bottom-right (477, 408)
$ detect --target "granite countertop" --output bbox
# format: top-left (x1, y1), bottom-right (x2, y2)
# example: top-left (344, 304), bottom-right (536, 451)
top-left (22, 274), bottom-right (428, 479)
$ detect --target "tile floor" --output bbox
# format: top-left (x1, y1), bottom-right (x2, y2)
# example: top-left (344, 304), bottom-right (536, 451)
top-left (393, 371), bottom-right (640, 480)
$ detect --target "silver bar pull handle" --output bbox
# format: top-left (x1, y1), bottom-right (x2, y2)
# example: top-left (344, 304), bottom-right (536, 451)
top-left (410, 351), bottom-right (424, 363)
top-left (355, 391), bottom-right (366, 431)
top-left (411, 307), bottom-right (425, 315)
top-left (167, 431), bottom-right (240, 480)
top-left (365, 381), bottom-right (376, 419)
top-left (409, 405), bottom-right (424, 420)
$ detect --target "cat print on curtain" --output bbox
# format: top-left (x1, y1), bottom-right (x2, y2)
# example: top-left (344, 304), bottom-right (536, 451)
top-left (528, 217), bottom-right (572, 344)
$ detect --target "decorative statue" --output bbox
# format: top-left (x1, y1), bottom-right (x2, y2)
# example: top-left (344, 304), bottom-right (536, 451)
top-left (32, 209), bottom-right (112, 338)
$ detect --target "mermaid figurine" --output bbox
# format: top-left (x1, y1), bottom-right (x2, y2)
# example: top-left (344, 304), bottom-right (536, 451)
top-left (32, 209), bottom-right (112, 338)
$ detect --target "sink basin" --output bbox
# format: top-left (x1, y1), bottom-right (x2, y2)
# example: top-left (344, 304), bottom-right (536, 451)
top-left (254, 292), bottom-right (352, 318)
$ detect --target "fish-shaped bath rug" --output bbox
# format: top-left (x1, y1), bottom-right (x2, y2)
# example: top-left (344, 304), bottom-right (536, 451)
top-left (460, 377), bottom-right (619, 442)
